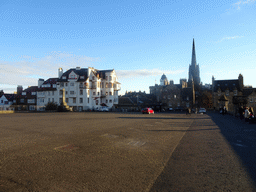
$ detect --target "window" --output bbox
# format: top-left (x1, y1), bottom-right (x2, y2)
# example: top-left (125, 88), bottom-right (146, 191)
top-left (31, 92), bottom-right (36, 95)
top-left (97, 92), bottom-right (99, 95)
top-left (93, 92), bottom-right (96, 95)
top-left (79, 83), bottom-right (83, 88)
top-left (59, 90), bottom-right (63, 95)
top-left (70, 91), bottom-right (74, 95)
top-left (73, 98), bottom-right (76, 103)
top-left (52, 91), bottom-right (54, 96)
top-left (28, 99), bottom-right (35, 104)
top-left (92, 76), bottom-right (95, 80)
top-left (106, 83), bottom-right (108, 88)
top-left (109, 100), bottom-right (112, 103)
top-left (20, 99), bottom-right (24, 103)
top-left (65, 83), bottom-right (68, 86)
top-left (88, 98), bottom-right (89, 103)
top-left (109, 92), bottom-right (112, 96)
top-left (22, 92), bottom-right (26, 95)
top-left (101, 82), bottom-right (104, 88)
top-left (106, 99), bottom-right (108, 103)
top-left (66, 98), bottom-right (68, 103)
top-left (62, 76), bottom-right (66, 79)
top-left (187, 96), bottom-right (189, 101)
top-left (80, 90), bottom-right (83, 95)
top-left (234, 90), bottom-right (237, 96)
top-left (66, 91), bottom-right (68, 95)
top-left (60, 82), bottom-right (64, 87)
top-left (174, 95), bottom-right (176, 99)
top-left (52, 98), bottom-right (54, 102)
top-left (81, 76), bottom-right (84, 79)
top-left (4, 101), bottom-right (8, 104)
top-left (80, 98), bottom-right (83, 103)
top-left (109, 76), bottom-right (112, 81)
top-left (96, 100), bottom-right (98, 105)
top-left (1, 100), bottom-right (3, 103)
top-left (70, 83), bottom-right (74, 86)
top-left (106, 92), bottom-right (108, 96)
top-left (59, 98), bottom-right (62, 103)
top-left (53, 84), bottom-right (57, 88)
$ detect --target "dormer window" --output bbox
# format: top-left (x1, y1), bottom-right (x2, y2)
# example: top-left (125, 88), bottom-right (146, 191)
top-left (62, 76), bottom-right (66, 79)
top-left (22, 92), bottom-right (26, 95)
top-left (81, 76), bottom-right (84, 79)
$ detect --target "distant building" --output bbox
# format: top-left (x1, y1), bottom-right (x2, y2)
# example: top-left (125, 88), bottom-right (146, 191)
top-left (188, 38), bottom-right (200, 89)
top-left (212, 74), bottom-right (256, 115)
top-left (14, 86), bottom-right (38, 111)
top-left (149, 39), bottom-right (204, 110)
top-left (0, 93), bottom-right (16, 111)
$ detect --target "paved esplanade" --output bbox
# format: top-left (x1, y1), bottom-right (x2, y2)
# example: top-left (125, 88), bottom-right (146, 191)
top-left (0, 112), bottom-right (255, 191)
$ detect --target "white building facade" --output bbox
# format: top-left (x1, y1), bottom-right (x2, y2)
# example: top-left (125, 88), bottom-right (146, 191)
top-left (37, 67), bottom-right (120, 111)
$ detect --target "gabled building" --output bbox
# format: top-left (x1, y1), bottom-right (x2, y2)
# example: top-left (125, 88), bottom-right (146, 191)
top-left (14, 86), bottom-right (39, 111)
top-left (36, 67), bottom-right (121, 111)
top-left (37, 78), bottom-right (58, 111)
top-left (211, 74), bottom-right (256, 115)
top-left (0, 93), bottom-right (16, 111)
top-left (56, 67), bottom-right (120, 111)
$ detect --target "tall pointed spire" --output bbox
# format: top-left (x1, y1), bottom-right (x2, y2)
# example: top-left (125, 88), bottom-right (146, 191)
top-left (191, 38), bottom-right (197, 67)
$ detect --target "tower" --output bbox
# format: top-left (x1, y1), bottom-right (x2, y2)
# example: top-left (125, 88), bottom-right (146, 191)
top-left (188, 39), bottom-right (200, 88)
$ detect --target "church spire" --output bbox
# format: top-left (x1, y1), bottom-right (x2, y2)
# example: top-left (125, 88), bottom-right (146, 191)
top-left (191, 38), bottom-right (197, 67)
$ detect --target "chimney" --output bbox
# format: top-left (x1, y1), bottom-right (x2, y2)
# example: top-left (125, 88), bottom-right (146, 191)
top-left (58, 68), bottom-right (63, 78)
top-left (38, 79), bottom-right (44, 88)
top-left (17, 85), bottom-right (23, 95)
top-left (76, 67), bottom-right (81, 70)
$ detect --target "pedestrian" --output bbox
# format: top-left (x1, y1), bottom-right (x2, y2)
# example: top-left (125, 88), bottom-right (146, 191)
top-left (244, 107), bottom-right (250, 122)
top-left (249, 107), bottom-right (254, 115)
top-left (239, 106), bottom-right (244, 119)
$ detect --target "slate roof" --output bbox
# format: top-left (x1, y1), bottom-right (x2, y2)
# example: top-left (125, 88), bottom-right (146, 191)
top-left (23, 86), bottom-right (39, 93)
top-left (42, 78), bottom-right (58, 85)
top-left (213, 79), bottom-right (241, 92)
top-left (57, 68), bottom-right (115, 82)
top-left (58, 68), bottom-right (88, 82)
top-left (243, 88), bottom-right (256, 97)
top-left (3, 94), bottom-right (16, 101)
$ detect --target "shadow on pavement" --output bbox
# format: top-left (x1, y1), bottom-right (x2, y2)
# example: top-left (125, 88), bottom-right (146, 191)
top-left (207, 111), bottom-right (256, 188)
top-left (118, 117), bottom-right (207, 120)
top-left (147, 127), bottom-right (220, 132)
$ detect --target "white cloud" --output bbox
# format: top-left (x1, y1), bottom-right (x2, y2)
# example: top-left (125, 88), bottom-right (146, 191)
top-left (116, 68), bottom-right (185, 79)
top-left (0, 52), bottom-right (100, 88)
top-left (232, 0), bottom-right (256, 10)
top-left (217, 36), bottom-right (244, 43)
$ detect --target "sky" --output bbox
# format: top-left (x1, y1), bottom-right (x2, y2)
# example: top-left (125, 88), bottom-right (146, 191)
top-left (0, 0), bottom-right (256, 95)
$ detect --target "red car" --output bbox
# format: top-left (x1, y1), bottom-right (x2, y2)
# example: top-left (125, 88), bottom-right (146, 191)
top-left (142, 108), bottom-right (154, 114)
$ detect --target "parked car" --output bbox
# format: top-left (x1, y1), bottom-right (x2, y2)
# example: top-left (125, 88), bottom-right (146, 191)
top-left (142, 108), bottom-right (154, 114)
top-left (198, 108), bottom-right (206, 114)
top-left (99, 106), bottom-right (109, 112)
top-left (169, 108), bottom-right (173, 111)
top-left (174, 107), bottom-right (184, 111)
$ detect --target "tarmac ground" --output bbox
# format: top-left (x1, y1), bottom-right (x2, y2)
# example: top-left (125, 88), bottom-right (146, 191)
top-left (0, 112), bottom-right (255, 191)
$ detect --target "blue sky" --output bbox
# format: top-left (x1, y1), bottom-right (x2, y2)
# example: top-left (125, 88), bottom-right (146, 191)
top-left (0, 0), bottom-right (255, 95)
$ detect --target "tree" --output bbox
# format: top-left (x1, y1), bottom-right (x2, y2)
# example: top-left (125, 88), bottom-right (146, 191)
top-left (45, 102), bottom-right (58, 111)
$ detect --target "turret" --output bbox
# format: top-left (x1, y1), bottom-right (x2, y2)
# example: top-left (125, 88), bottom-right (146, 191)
top-left (58, 68), bottom-right (63, 78)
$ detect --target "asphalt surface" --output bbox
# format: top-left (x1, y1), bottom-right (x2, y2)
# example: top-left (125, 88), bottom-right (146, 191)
top-left (0, 112), bottom-right (256, 191)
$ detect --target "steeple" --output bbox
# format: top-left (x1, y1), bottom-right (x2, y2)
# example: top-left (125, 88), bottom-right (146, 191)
top-left (191, 38), bottom-right (197, 67)
top-left (188, 38), bottom-right (200, 88)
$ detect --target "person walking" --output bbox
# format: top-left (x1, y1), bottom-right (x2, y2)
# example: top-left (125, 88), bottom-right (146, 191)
top-left (244, 107), bottom-right (250, 122)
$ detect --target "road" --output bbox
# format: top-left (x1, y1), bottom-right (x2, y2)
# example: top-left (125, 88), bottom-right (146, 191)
top-left (0, 112), bottom-right (256, 191)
